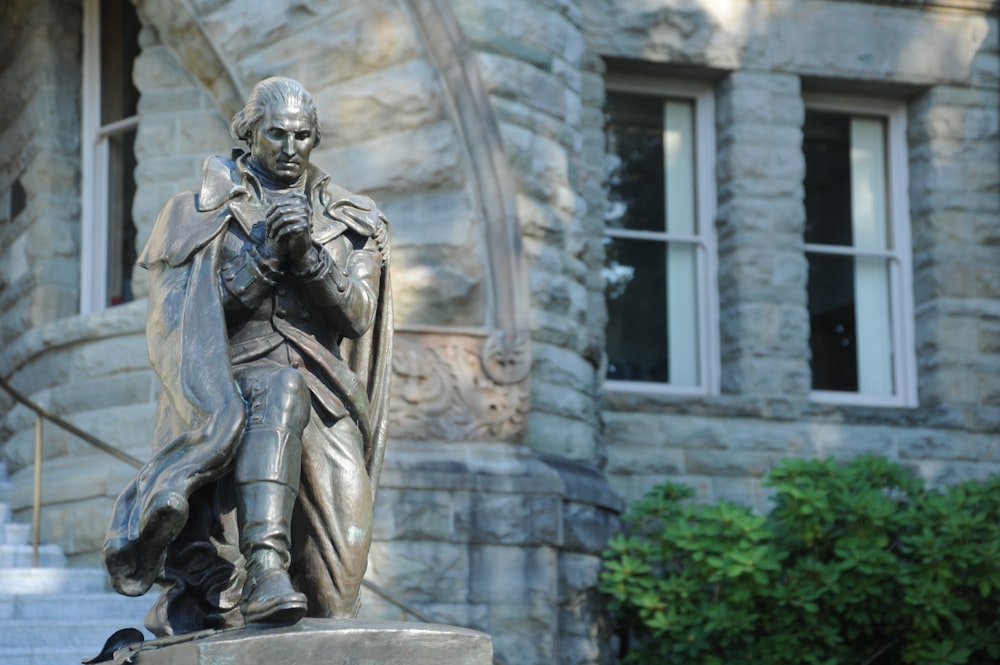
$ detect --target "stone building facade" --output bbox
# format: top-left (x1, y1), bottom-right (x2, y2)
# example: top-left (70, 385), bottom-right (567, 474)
top-left (0, 1), bottom-right (996, 664)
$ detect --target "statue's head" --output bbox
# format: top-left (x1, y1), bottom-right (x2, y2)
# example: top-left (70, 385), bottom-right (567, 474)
top-left (231, 77), bottom-right (322, 186)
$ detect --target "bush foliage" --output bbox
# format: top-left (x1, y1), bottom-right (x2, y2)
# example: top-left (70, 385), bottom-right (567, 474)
top-left (599, 456), bottom-right (1000, 665)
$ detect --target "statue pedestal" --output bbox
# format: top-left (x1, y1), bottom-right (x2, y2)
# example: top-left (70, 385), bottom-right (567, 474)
top-left (131, 619), bottom-right (493, 665)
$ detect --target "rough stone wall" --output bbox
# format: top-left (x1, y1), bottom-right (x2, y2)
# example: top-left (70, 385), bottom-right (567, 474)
top-left (451, 0), bottom-right (606, 464)
top-left (582, 0), bottom-right (1000, 509)
top-left (129, 19), bottom-right (234, 299)
top-left (908, 32), bottom-right (1000, 436)
top-left (0, 0), bottom-right (82, 349)
top-left (716, 71), bottom-right (810, 400)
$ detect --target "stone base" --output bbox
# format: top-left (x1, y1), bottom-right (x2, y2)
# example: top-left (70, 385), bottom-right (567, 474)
top-left (130, 619), bottom-right (493, 665)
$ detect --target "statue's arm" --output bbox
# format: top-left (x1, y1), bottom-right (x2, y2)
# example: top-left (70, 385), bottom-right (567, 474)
top-left (218, 238), bottom-right (279, 315)
top-left (295, 235), bottom-right (382, 339)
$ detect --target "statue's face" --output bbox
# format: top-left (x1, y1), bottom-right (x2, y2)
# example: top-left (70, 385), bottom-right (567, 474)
top-left (250, 100), bottom-right (316, 186)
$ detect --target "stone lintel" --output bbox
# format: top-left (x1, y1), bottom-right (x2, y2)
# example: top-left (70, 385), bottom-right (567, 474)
top-left (131, 619), bottom-right (492, 665)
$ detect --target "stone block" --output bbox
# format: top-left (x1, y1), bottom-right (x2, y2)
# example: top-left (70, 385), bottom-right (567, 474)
top-left (134, 154), bottom-right (203, 185)
top-left (491, 630), bottom-right (555, 665)
top-left (716, 197), bottom-right (804, 236)
top-left (532, 381), bottom-right (594, 423)
top-left (770, 2), bottom-right (987, 84)
top-left (898, 429), bottom-right (990, 462)
top-left (728, 422), bottom-right (817, 455)
top-left (69, 333), bottom-right (149, 379)
top-left (488, 599), bottom-right (557, 636)
top-left (685, 449), bottom-right (771, 477)
top-left (559, 635), bottom-right (604, 665)
top-left (468, 544), bottom-right (556, 605)
top-left (721, 356), bottom-right (810, 397)
top-left (367, 541), bottom-right (469, 604)
top-left (812, 424), bottom-right (897, 461)
top-left (133, 45), bottom-right (195, 91)
top-left (134, 115), bottom-right (178, 161)
top-left (380, 188), bottom-right (477, 249)
top-left (971, 51), bottom-right (1000, 88)
top-left (606, 444), bottom-right (685, 475)
top-left (313, 58), bottom-right (446, 146)
top-left (525, 411), bottom-right (598, 462)
top-left (314, 121), bottom-right (465, 196)
top-left (533, 343), bottom-right (597, 394)
top-left (979, 321), bottom-right (1000, 353)
top-left (389, 245), bottom-right (486, 326)
top-left (711, 477), bottom-right (764, 509)
top-left (561, 502), bottom-right (618, 554)
top-left (558, 552), bottom-right (603, 603)
top-left (48, 370), bottom-right (154, 416)
top-left (138, 88), bottom-right (204, 115)
top-left (469, 493), bottom-right (562, 545)
top-left (921, 366), bottom-right (980, 404)
top-left (176, 111), bottom-right (231, 155)
top-left (373, 487), bottom-right (458, 542)
top-left (917, 460), bottom-right (1000, 487)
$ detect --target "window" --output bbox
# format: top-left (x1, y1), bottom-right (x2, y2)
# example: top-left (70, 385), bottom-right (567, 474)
top-left (803, 94), bottom-right (916, 407)
top-left (81, 0), bottom-right (140, 312)
top-left (603, 77), bottom-right (718, 393)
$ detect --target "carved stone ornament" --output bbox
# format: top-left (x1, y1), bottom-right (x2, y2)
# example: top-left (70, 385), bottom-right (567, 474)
top-left (390, 332), bottom-right (529, 442)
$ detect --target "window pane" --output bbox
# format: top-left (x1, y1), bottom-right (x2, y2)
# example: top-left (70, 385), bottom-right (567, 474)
top-left (808, 252), bottom-right (858, 392)
top-left (666, 242), bottom-right (700, 385)
top-left (803, 111), bottom-right (853, 247)
top-left (100, 0), bottom-right (140, 124)
top-left (853, 255), bottom-right (894, 395)
top-left (106, 129), bottom-right (137, 306)
top-left (605, 238), bottom-right (700, 384)
top-left (605, 92), bottom-right (666, 232)
top-left (605, 236), bottom-right (668, 382)
top-left (850, 117), bottom-right (889, 252)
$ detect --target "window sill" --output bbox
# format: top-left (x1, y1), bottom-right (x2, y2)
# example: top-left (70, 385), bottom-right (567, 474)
top-left (809, 390), bottom-right (918, 409)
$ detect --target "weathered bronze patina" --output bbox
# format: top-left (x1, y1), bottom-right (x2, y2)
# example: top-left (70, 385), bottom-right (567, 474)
top-left (102, 77), bottom-right (393, 635)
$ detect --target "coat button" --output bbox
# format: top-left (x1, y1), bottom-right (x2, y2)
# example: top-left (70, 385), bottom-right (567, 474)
top-left (275, 308), bottom-right (286, 318)
top-left (277, 287), bottom-right (287, 297)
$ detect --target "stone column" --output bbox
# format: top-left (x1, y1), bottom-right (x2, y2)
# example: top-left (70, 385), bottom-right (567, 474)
top-left (0, 0), bottom-right (82, 344)
top-left (715, 71), bottom-right (810, 405)
top-left (908, 75), bottom-right (1000, 431)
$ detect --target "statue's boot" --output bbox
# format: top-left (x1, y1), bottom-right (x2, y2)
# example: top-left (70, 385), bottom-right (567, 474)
top-left (236, 428), bottom-right (307, 625)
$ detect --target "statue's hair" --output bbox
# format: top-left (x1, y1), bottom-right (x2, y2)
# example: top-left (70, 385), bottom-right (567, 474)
top-left (230, 77), bottom-right (322, 146)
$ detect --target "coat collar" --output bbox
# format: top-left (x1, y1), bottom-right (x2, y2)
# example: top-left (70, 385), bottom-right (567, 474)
top-left (197, 149), bottom-right (331, 213)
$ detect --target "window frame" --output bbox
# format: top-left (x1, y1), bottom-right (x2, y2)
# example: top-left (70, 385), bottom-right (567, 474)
top-left (803, 93), bottom-right (917, 408)
top-left (603, 75), bottom-right (720, 396)
top-left (80, 0), bottom-right (139, 314)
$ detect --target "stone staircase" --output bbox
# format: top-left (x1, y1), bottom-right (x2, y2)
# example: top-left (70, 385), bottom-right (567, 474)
top-left (0, 463), bottom-right (151, 665)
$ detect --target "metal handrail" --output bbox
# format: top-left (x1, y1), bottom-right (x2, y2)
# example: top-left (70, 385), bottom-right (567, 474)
top-left (0, 375), bottom-right (495, 643)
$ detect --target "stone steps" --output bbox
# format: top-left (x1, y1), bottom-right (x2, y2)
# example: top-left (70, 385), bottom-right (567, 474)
top-left (0, 463), bottom-right (151, 663)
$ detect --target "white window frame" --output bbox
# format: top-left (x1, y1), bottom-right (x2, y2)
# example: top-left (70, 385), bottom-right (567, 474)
top-left (803, 93), bottom-right (917, 408)
top-left (603, 75), bottom-right (720, 396)
top-left (81, 0), bottom-right (139, 314)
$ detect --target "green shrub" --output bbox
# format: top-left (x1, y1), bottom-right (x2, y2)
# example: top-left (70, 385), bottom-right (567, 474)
top-left (599, 456), bottom-right (1000, 665)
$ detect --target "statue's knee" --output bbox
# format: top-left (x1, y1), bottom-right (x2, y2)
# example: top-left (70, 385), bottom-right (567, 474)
top-left (253, 367), bottom-right (310, 432)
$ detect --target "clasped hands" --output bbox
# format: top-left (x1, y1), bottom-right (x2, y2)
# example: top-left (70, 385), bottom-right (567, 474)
top-left (255, 192), bottom-right (322, 276)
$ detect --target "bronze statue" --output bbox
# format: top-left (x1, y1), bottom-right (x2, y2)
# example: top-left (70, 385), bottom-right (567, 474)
top-left (102, 77), bottom-right (393, 635)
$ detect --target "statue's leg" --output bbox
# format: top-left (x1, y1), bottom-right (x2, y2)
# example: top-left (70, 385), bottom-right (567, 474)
top-left (291, 414), bottom-right (373, 618)
top-left (233, 364), bottom-right (310, 625)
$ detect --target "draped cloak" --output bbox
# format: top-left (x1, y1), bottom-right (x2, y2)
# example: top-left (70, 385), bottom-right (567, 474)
top-left (102, 152), bottom-right (392, 627)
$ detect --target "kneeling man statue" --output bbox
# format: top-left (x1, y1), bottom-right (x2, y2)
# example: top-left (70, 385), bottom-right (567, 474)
top-left (102, 77), bottom-right (393, 636)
